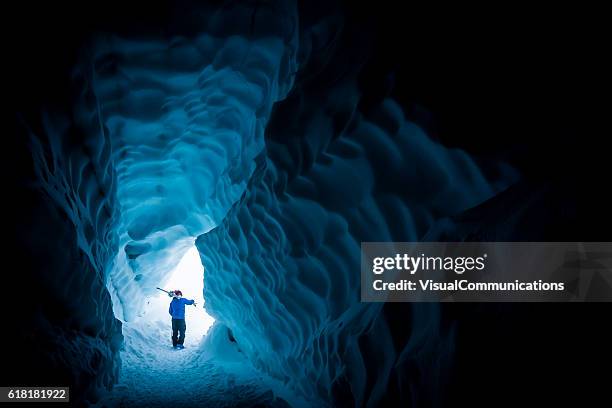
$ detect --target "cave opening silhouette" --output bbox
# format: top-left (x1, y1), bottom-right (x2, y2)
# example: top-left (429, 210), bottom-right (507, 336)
top-left (103, 243), bottom-right (289, 407)
top-left (10, 1), bottom-right (554, 406)
top-left (146, 245), bottom-right (214, 338)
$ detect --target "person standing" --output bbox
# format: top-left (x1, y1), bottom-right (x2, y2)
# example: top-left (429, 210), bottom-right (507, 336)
top-left (168, 290), bottom-right (196, 349)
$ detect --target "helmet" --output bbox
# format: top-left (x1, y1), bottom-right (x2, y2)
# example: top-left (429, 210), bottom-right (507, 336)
top-left (174, 290), bottom-right (182, 296)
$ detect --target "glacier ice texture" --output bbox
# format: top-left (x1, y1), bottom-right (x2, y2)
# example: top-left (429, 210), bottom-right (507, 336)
top-left (18, 0), bottom-right (519, 405)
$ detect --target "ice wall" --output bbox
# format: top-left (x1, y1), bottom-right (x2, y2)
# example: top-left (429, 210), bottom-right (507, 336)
top-left (191, 6), bottom-right (517, 405)
top-left (19, 0), bottom-right (519, 405)
top-left (197, 93), bottom-right (516, 406)
top-left (87, 1), bottom-right (299, 320)
top-left (19, 2), bottom-right (302, 402)
top-left (21, 108), bottom-right (123, 404)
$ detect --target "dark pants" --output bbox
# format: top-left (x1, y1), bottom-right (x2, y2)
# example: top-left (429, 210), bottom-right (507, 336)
top-left (171, 318), bottom-right (186, 346)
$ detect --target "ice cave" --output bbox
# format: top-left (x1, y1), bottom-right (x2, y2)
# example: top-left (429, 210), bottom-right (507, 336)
top-left (10, 1), bottom-right (523, 406)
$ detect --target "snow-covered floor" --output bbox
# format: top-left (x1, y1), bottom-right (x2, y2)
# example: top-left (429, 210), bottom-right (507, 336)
top-left (95, 248), bottom-right (292, 407)
top-left (94, 248), bottom-right (299, 407)
top-left (96, 320), bottom-right (289, 407)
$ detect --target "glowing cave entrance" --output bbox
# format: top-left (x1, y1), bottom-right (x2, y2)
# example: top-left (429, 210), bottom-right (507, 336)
top-left (118, 245), bottom-right (215, 359)
top-left (143, 246), bottom-right (215, 337)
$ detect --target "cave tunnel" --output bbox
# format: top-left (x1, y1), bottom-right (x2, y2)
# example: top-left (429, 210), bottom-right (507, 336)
top-left (5, 0), bottom-right (612, 407)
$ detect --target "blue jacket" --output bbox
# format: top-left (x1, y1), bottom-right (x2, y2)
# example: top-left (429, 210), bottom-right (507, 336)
top-left (169, 297), bottom-right (195, 319)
